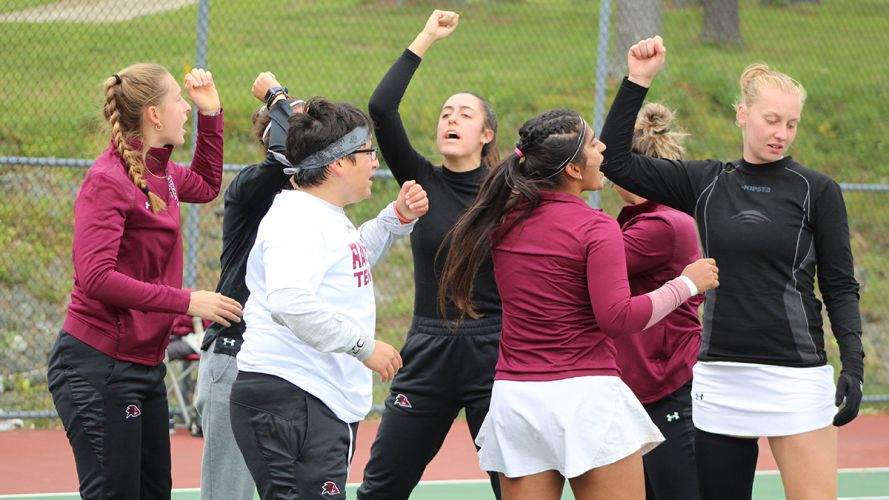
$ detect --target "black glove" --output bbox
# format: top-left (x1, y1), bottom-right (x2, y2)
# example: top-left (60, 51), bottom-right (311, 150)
top-left (833, 371), bottom-right (863, 426)
top-left (833, 331), bottom-right (865, 427)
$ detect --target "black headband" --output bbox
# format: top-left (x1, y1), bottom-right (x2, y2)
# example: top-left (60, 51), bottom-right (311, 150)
top-left (543, 116), bottom-right (588, 179)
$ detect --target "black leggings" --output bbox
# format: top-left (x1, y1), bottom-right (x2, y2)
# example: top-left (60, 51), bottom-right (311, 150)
top-left (695, 428), bottom-right (759, 500)
top-left (641, 381), bottom-right (699, 500)
top-left (357, 315), bottom-right (501, 500)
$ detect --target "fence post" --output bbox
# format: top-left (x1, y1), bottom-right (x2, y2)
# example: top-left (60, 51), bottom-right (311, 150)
top-left (589, 0), bottom-right (612, 209)
top-left (185, 0), bottom-right (211, 290)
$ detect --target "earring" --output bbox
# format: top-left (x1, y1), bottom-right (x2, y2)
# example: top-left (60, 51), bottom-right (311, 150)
top-left (154, 123), bottom-right (162, 131)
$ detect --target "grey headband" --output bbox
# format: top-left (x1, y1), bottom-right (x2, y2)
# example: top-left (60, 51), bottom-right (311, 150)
top-left (281, 126), bottom-right (371, 175)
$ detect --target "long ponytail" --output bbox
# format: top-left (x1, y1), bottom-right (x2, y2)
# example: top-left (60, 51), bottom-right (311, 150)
top-left (437, 157), bottom-right (515, 319)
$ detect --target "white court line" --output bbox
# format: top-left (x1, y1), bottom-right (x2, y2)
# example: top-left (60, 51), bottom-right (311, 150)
top-left (754, 466), bottom-right (889, 476)
top-left (3, 469), bottom-right (888, 499)
top-left (347, 478), bottom-right (491, 486)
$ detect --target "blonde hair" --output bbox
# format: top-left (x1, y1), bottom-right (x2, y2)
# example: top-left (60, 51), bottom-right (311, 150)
top-left (633, 103), bottom-right (688, 160)
top-left (103, 63), bottom-right (171, 214)
top-left (734, 63), bottom-right (807, 111)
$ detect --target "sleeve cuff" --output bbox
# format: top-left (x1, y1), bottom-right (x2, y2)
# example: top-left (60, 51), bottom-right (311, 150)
top-left (175, 288), bottom-right (192, 314)
top-left (403, 48), bottom-right (422, 64)
top-left (678, 275), bottom-right (698, 296)
top-left (622, 77), bottom-right (649, 94)
top-left (350, 334), bottom-right (376, 362)
top-left (197, 109), bottom-right (224, 132)
top-left (386, 202), bottom-right (417, 232)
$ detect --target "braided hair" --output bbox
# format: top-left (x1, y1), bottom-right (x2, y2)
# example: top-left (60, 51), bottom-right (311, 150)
top-left (438, 108), bottom-right (587, 319)
top-left (103, 63), bottom-right (170, 214)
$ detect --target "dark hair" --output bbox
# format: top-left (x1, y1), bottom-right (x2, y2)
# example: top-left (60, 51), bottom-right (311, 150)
top-left (284, 96), bottom-right (372, 188)
top-left (438, 108), bottom-right (586, 319)
top-left (251, 96), bottom-right (303, 149)
top-left (458, 91), bottom-right (500, 169)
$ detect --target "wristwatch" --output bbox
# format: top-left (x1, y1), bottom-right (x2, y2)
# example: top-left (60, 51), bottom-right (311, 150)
top-left (264, 86), bottom-right (287, 108)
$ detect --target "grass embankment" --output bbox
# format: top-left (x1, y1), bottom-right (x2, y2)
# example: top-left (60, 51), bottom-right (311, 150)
top-left (1, 0), bottom-right (887, 410)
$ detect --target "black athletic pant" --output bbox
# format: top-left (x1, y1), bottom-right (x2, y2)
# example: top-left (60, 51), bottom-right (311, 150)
top-left (695, 428), bottom-right (759, 500)
top-left (47, 331), bottom-right (171, 499)
top-left (641, 380), bottom-right (700, 500)
top-left (357, 315), bottom-right (502, 500)
top-left (229, 371), bottom-right (358, 500)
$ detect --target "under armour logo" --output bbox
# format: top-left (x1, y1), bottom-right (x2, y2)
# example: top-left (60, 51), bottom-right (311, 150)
top-left (321, 481), bottom-right (341, 495)
top-left (694, 393), bottom-right (704, 401)
top-left (125, 404), bottom-right (141, 419)
top-left (222, 338), bottom-right (236, 348)
top-left (393, 393), bottom-right (412, 408)
top-left (666, 411), bottom-right (679, 422)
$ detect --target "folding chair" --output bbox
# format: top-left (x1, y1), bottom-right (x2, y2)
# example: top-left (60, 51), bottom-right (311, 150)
top-left (165, 315), bottom-right (205, 435)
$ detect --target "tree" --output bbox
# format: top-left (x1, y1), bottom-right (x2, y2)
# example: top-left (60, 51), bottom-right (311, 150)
top-left (608, 0), bottom-right (663, 80)
top-left (701, 0), bottom-right (744, 46)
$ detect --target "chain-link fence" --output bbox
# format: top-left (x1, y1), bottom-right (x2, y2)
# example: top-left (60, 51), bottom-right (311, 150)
top-left (2, 0), bottom-right (888, 419)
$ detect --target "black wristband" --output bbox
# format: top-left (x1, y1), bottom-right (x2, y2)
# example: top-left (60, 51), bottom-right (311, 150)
top-left (264, 86), bottom-right (287, 109)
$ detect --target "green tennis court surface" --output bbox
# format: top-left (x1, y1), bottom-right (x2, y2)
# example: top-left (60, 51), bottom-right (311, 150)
top-left (3, 469), bottom-right (887, 500)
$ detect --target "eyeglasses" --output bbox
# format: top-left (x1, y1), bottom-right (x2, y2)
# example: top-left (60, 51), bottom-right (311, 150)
top-left (352, 147), bottom-right (378, 161)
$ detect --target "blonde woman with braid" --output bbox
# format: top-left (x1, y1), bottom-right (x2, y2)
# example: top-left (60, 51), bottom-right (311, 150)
top-left (47, 63), bottom-right (242, 498)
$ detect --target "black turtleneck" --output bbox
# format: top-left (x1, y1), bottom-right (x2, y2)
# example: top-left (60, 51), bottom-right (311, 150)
top-left (369, 49), bottom-right (501, 321)
top-left (599, 78), bottom-right (862, 376)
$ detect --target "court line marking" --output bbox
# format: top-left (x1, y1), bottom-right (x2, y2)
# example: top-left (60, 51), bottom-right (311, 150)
top-left (2, 468), bottom-right (888, 498)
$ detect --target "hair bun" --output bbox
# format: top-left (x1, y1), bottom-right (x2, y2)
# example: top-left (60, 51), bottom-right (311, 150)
top-left (632, 102), bottom-right (686, 160)
top-left (740, 63), bottom-right (772, 89)
top-left (635, 102), bottom-right (673, 136)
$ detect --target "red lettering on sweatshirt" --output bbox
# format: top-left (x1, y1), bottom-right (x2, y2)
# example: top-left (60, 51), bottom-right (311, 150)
top-left (353, 269), bottom-right (372, 287)
top-left (349, 242), bottom-right (369, 269)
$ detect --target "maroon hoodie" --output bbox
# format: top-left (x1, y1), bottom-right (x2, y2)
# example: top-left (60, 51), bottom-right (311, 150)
top-left (63, 112), bottom-right (223, 366)
top-left (614, 200), bottom-right (703, 403)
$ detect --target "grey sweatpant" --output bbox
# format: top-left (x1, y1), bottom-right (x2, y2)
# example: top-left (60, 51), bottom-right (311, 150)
top-left (195, 347), bottom-right (256, 500)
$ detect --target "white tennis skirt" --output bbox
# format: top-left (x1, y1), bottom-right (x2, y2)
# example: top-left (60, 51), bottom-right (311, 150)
top-left (692, 361), bottom-right (836, 437)
top-left (475, 376), bottom-right (664, 479)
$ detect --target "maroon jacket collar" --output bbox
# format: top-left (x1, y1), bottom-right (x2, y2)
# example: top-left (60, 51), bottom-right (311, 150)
top-left (617, 199), bottom-right (659, 227)
top-left (108, 138), bottom-right (174, 177)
